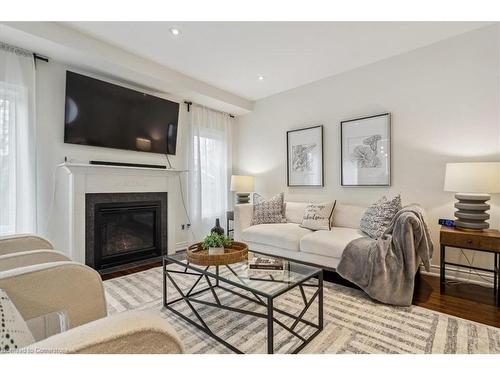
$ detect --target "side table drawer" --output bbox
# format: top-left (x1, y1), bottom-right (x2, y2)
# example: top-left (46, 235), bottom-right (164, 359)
top-left (440, 231), bottom-right (500, 251)
top-left (440, 233), bottom-right (482, 249)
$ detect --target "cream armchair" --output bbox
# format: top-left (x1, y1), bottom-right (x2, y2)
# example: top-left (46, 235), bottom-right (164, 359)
top-left (25, 310), bottom-right (184, 354)
top-left (0, 250), bottom-right (70, 272)
top-left (0, 234), bottom-right (54, 255)
top-left (0, 261), bottom-right (107, 328)
top-left (0, 261), bottom-right (184, 354)
top-left (0, 234), bottom-right (70, 271)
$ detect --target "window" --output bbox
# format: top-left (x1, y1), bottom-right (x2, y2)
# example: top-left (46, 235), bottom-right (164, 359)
top-left (188, 105), bottom-right (232, 238)
top-left (0, 92), bottom-right (16, 234)
top-left (0, 44), bottom-right (36, 235)
top-left (193, 130), bottom-right (226, 218)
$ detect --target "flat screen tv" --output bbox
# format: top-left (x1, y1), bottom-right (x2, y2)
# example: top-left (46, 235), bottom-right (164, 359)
top-left (64, 71), bottom-right (179, 155)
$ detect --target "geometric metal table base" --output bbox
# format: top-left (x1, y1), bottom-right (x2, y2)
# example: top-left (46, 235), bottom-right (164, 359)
top-left (163, 258), bottom-right (323, 354)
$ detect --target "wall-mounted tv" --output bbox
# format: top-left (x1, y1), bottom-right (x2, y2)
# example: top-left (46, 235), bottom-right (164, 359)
top-left (64, 71), bottom-right (179, 155)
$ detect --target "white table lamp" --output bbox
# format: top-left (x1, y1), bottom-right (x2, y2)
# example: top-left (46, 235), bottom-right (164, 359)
top-left (444, 162), bottom-right (500, 230)
top-left (230, 175), bottom-right (255, 204)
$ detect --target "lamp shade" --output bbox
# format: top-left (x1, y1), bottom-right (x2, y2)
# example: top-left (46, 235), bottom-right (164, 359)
top-left (230, 175), bottom-right (254, 192)
top-left (444, 162), bottom-right (500, 193)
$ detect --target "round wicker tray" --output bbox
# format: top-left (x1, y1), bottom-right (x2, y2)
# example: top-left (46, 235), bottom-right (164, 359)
top-left (187, 241), bottom-right (248, 266)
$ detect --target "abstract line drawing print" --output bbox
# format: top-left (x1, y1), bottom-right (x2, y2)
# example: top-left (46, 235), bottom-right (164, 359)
top-left (292, 143), bottom-right (317, 172)
top-left (350, 134), bottom-right (382, 168)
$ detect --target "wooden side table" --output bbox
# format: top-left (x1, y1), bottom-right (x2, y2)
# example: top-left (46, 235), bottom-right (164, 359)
top-left (440, 226), bottom-right (500, 306)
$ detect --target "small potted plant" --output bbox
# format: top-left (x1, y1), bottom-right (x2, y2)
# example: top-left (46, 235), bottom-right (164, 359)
top-left (201, 233), bottom-right (233, 255)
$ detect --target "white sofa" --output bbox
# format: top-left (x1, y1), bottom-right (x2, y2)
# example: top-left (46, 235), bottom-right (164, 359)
top-left (234, 202), bottom-right (368, 269)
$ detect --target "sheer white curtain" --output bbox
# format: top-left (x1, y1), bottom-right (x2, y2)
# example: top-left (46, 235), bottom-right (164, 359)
top-left (0, 43), bottom-right (36, 235)
top-left (188, 104), bottom-right (232, 240)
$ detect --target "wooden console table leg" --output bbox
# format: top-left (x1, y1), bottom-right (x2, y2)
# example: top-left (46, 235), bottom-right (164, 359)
top-left (494, 253), bottom-right (498, 298)
top-left (440, 245), bottom-right (445, 294)
top-left (495, 253), bottom-right (500, 306)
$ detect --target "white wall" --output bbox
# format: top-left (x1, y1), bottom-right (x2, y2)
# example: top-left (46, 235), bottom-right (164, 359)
top-left (234, 25), bottom-right (500, 279)
top-left (35, 61), bottom-right (189, 249)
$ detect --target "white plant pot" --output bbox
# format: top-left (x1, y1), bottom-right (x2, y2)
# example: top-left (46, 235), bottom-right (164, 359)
top-left (208, 246), bottom-right (224, 255)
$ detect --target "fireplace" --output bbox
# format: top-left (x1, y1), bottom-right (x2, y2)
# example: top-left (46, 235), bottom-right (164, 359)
top-left (86, 192), bottom-right (167, 271)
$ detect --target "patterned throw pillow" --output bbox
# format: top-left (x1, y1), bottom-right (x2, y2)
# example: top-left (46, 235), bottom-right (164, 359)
top-left (360, 195), bottom-right (402, 239)
top-left (251, 193), bottom-right (287, 225)
top-left (0, 289), bottom-right (35, 352)
top-left (300, 202), bottom-right (336, 231)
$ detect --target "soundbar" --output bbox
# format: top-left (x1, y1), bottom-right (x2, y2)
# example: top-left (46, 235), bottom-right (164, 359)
top-left (90, 160), bottom-right (168, 169)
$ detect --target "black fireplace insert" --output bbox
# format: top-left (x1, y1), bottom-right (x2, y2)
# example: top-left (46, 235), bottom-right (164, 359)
top-left (85, 192), bottom-right (167, 271)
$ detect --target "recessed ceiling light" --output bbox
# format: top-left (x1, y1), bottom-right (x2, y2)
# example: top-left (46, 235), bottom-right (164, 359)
top-left (169, 27), bottom-right (180, 36)
top-left (258, 75), bottom-right (265, 81)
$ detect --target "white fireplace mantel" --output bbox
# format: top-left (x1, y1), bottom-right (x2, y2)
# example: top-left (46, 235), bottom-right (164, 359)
top-left (48, 162), bottom-right (185, 264)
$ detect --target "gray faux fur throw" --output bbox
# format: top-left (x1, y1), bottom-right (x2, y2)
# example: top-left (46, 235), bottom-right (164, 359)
top-left (336, 205), bottom-right (433, 306)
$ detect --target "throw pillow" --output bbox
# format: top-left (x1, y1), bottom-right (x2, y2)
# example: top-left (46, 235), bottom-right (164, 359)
top-left (300, 201), bottom-right (336, 231)
top-left (0, 289), bottom-right (35, 353)
top-left (360, 194), bottom-right (402, 239)
top-left (251, 193), bottom-right (287, 225)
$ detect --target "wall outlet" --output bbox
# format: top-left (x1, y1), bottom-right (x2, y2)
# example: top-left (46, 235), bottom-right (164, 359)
top-left (186, 223), bottom-right (191, 229)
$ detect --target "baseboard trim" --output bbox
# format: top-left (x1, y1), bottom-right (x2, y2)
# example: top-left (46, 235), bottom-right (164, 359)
top-left (420, 264), bottom-right (494, 288)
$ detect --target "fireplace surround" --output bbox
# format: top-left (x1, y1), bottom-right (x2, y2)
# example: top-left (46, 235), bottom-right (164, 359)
top-left (86, 192), bottom-right (167, 271)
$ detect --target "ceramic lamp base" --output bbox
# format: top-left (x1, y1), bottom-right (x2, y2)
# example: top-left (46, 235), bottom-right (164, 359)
top-left (454, 193), bottom-right (490, 231)
top-left (236, 193), bottom-right (250, 204)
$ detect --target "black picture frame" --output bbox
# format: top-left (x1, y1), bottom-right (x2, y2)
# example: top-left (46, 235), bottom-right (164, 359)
top-left (286, 125), bottom-right (324, 187)
top-left (340, 113), bottom-right (391, 187)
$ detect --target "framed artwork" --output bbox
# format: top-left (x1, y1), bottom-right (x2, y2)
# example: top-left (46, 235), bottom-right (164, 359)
top-left (341, 113), bottom-right (391, 186)
top-left (287, 125), bottom-right (324, 187)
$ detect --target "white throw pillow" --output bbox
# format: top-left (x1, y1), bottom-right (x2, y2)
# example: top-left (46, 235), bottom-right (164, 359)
top-left (299, 201), bottom-right (336, 231)
top-left (0, 289), bottom-right (35, 352)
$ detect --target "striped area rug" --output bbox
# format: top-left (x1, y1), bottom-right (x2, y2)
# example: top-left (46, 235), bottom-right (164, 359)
top-left (104, 265), bottom-right (500, 354)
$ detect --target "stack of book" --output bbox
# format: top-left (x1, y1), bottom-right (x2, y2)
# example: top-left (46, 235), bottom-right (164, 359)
top-left (247, 256), bottom-right (286, 279)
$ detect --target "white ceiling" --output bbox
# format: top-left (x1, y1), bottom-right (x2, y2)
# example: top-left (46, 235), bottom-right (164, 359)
top-left (64, 22), bottom-right (490, 101)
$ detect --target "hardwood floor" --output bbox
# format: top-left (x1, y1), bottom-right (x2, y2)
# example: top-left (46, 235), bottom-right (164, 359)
top-left (413, 274), bottom-right (499, 328)
top-left (102, 262), bottom-right (500, 328)
top-left (100, 260), bottom-right (162, 281)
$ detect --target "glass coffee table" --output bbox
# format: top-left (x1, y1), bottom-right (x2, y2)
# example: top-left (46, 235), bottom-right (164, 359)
top-left (162, 252), bottom-right (323, 354)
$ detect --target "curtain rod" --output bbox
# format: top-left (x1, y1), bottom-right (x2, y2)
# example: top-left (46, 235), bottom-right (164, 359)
top-left (183, 100), bottom-right (235, 118)
top-left (1, 41), bottom-right (49, 61)
top-left (1, 41), bottom-right (49, 66)
top-left (0, 41), bottom-right (32, 57)
top-left (34, 53), bottom-right (49, 62)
